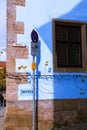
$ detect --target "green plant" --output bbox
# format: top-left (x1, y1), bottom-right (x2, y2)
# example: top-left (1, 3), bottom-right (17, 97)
top-left (0, 66), bottom-right (6, 91)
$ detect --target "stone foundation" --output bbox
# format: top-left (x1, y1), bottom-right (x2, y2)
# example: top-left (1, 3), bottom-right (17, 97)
top-left (4, 99), bottom-right (87, 130)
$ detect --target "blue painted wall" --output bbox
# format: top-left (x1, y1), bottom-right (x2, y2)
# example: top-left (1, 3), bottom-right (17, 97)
top-left (16, 0), bottom-right (87, 100)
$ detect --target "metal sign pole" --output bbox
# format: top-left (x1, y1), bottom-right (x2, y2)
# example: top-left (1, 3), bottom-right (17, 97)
top-left (32, 56), bottom-right (36, 130)
top-left (31, 29), bottom-right (38, 130)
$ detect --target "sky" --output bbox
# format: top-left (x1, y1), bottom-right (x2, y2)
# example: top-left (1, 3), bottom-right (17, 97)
top-left (0, 0), bottom-right (6, 61)
top-left (0, 0), bottom-right (6, 49)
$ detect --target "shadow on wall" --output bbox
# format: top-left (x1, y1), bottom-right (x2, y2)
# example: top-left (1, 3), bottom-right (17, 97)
top-left (37, 0), bottom-right (87, 128)
top-left (36, 40), bottom-right (41, 100)
top-left (37, 0), bottom-right (87, 98)
top-left (36, 40), bottom-right (41, 130)
top-left (37, 0), bottom-right (87, 52)
top-left (60, 0), bottom-right (87, 21)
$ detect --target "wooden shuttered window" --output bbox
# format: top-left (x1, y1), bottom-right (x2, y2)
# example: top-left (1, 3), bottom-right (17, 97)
top-left (53, 19), bottom-right (87, 72)
top-left (55, 23), bottom-right (82, 68)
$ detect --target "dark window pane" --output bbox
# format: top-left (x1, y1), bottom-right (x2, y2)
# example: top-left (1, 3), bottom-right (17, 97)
top-left (69, 44), bottom-right (82, 66)
top-left (56, 43), bottom-right (68, 66)
top-left (55, 22), bottom-right (82, 68)
top-left (56, 25), bottom-right (67, 41)
top-left (68, 27), bottom-right (81, 42)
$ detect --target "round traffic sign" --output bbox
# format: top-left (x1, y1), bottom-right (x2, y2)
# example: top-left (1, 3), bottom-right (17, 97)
top-left (31, 29), bottom-right (38, 43)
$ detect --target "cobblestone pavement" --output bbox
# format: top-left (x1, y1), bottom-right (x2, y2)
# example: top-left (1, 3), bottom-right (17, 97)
top-left (0, 106), bottom-right (6, 130)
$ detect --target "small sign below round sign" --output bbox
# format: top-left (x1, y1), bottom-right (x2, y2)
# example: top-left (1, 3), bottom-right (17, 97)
top-left (31, 29), bottom-right (38, 43)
